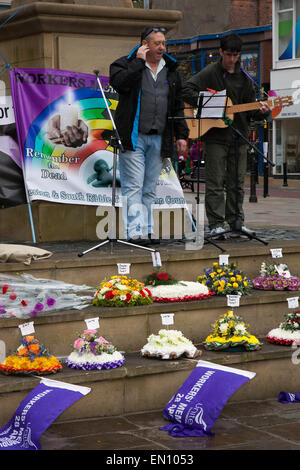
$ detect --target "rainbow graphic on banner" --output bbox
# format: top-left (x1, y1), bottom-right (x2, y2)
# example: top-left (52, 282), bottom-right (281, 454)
top-left (24, 87), bottom-right (118, 173)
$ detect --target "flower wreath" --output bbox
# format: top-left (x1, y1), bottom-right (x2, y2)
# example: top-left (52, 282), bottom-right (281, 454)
top-left (267, 310), bottom-right (300, 346)
top-left (203, 310), bottom-right (262, 351)
top-left (92, 275), bottom-right (153, 307)
top-left (65, 329), bottom-right (125, 370)
top-left (0, 335), bottom-right (62, 375)
top-left (252, 262), bottom-right (300, 291)
top-left (197, 262), bottom-right (251, 296)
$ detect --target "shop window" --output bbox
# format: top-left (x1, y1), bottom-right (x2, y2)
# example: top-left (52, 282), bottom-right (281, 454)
top-left (204, 50), bottom-right (220, 66)
top-left (275, 118), bottom-right (300, 173)
top-left (277, 0), bottom-right (300, 60)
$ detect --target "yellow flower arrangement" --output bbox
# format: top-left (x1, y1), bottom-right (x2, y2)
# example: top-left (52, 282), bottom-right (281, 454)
top-left (203, 310), bottom-right (262, 352)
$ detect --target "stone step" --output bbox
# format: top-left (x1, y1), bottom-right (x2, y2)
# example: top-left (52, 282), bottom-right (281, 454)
top-left (0, 344), bottom-right (298, 427)
top-left (1, 289), bottom-right (299, 356)
top-left (1, 239), bottom-right (300, 288)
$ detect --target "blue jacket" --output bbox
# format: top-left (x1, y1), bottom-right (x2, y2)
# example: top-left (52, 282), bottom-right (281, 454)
top-left (109, 46), bottom-right (189, 156)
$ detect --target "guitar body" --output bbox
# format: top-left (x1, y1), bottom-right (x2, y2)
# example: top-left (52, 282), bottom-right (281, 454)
top-left (184, 92), bottom-right (293, 140)
top-left (184, 97), bottom-right (234, 139)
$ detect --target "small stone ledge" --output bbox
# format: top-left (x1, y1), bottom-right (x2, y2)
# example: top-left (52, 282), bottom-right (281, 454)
top-left (0, 289), bottom-right (299, 328)
top-left (0, 343), bottom-right (292, 395)
top-left (0, 2), bottom-right (182, 40)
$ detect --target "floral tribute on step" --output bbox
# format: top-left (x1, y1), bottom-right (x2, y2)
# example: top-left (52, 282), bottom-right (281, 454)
top-left (0, 335), bottom-right (62, 376)
top-left (0, 273), bottom-right (92, 318)
top-left (65, 329), bottom-right (125, 370)
top-left (197, 262), bottom-right (251, 296)
top-left (144, 271), bottom-right (214, 303)
top-left (252, 262), bottom-right (300, 291)
top-left (203, 310), bottom-right (262, 352)
top-left (92, 275), bottom-right (152, 307)
top-left (141, 329), bottom-right (201, 360)
top-left (266, 310), bottom-right (300, 346)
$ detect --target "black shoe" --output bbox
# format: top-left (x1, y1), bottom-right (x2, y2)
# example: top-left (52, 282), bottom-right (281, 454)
top-left (127, 237), bottom-right (151, 247)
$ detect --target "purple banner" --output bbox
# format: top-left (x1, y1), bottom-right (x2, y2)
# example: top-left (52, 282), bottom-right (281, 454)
top-left (161, 360), bottom-right (256, 437)
top-left (278, 392), bottom-right (300, 403)
top-left (9, 67), bottom-right (120, 206)
top-left (0, 378), bottom-right (90, 450)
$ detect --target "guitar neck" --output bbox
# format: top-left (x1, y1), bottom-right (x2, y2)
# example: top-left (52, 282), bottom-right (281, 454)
top-left (228, 100), bottom-right (271, 114)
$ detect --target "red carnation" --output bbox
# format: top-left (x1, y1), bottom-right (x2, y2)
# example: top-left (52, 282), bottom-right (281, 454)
top-left (9, 293), bottom-right (17, 300)
top-left (139, 290), bottom-right (146, 298)
top-left (21, 300), bottom-right (28, 306)
top-left (126, 293), bottom-right (132, 302)
top-left (2, 285), bottom-right (8, 294)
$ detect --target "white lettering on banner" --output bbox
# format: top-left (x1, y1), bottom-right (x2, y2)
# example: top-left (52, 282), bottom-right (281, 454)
top-left (185, 370), bottom-right (215, 402)
top-left (174, 402), bottom-right (188, 423)
top-left (186, 402), bottom-right (208, 429)
top-left (26, 148), bottom-right (80, 164)
top-left (41, 170), bottom-right (67, 180)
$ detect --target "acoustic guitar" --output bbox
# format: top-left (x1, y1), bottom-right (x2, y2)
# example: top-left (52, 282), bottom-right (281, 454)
top-left (184, 94), bottom-right (294, 139)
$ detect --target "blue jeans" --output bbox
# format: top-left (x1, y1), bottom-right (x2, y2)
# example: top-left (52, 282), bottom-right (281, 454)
top-left (118, 133), bottom-right (163, 239)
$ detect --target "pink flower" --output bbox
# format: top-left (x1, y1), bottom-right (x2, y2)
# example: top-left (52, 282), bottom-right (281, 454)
top-left (74, 338), bottom-right (84, 350)
top-left (84, 329), bottom-right (97, 340)
top-left (99, 336), bottom-right (108, 344)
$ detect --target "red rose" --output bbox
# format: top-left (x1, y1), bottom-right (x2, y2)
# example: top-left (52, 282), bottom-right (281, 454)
top-left (126, 293), bottom-right (132, 302)
top-left (9, 293), bottom-right (17, 300)
top-left (21, 300), bottom-right (28, 306)
top-left (2, 285), bottom-right (8, 294)
top-left (157, 273), bottom-right (169, 280)
top-left (145, 288), bottom-right (152, 296)
top-left (105, 291), bottom-right (114, 299)
top-left (139, 290), bottom-right (145, 298)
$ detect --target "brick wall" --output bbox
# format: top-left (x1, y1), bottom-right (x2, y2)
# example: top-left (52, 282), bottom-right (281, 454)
top-left (230, 0), bottom-right (272, 30)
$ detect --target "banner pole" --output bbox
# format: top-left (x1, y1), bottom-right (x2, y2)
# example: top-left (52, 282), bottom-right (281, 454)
top-left (26, 201), bottom-right (36, 244)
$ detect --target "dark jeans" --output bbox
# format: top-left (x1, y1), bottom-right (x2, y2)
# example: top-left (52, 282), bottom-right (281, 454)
top-left (204, 141), bottom-right (247, 229)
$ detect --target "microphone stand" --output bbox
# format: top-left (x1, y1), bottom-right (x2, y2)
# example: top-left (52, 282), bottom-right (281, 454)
top-left (78, 70), bottom-right (157, 257)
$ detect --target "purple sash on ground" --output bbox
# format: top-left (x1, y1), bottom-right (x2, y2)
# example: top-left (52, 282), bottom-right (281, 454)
top-left (0, 378), bottom-right (90, 450)
top-left (278, 392), bottom-right (300, 403)
top-left (161, 360), bottom-right (256, 437)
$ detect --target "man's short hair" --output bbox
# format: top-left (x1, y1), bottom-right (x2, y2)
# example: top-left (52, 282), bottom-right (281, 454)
top-left (140, 26), bottom-right (166, 42)
top-left (220, 33), bottom-right (243, 52)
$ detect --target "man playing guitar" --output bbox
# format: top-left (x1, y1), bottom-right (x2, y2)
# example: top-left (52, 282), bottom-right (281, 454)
top-left (182, 33), bottom-right (270, 239)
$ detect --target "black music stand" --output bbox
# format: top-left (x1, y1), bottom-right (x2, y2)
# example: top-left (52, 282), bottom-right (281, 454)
top-left (78, 71), bottom-right (157, 257)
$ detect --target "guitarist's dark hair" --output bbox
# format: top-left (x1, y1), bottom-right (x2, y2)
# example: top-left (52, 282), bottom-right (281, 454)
top-left (220, 33), bottom-right (243, 52)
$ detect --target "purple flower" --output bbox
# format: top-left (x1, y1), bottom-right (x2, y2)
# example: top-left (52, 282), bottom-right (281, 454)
top-left (30, 310), bottom-right (37, 317)
top-left (34, 302), bottom-right (44, 312)
top-left (46, 297), bottom-right (56, 307)
top-left (0, 306), bottom-right (6, 314)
